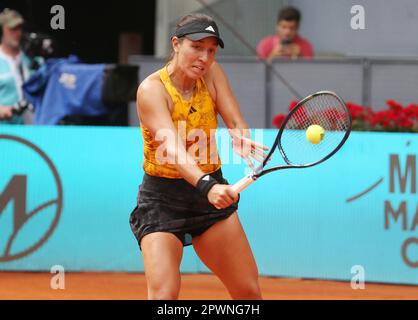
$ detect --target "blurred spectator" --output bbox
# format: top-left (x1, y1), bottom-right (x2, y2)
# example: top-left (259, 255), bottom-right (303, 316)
top-left (0, 8), bottom-right (36, 124)
top-left (257, 6), bottom-right (314, 62)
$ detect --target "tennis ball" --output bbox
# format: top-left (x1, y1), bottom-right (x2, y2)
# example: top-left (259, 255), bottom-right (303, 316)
top-left (306, 125), bottom-right (325, 144)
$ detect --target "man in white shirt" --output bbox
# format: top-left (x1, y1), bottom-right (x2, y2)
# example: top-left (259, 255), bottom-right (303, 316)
top-left (0, 8), bottom-right (32, 124)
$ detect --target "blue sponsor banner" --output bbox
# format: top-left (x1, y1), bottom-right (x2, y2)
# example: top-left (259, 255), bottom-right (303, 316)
top-left (0, 126), bottom-right (417, 285)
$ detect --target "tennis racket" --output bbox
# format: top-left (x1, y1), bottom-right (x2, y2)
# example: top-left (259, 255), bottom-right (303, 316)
top-left (231, 90), bottom-right (352, 193)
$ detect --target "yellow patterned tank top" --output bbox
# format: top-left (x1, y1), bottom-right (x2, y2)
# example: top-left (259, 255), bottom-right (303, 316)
top-left (141, 65), bottom-right (221, 178)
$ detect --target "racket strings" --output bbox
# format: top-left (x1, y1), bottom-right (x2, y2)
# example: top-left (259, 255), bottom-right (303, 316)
top-left (281, 93), bottom-right (350, 166)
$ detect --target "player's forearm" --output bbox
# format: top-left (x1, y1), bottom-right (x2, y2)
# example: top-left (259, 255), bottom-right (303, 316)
top-left (221, 112), bottom-right (248, 130)
top-left (165, 141), bottom-right (206, 187)
top-left (230, 118), bottom-right (249, 130)
top-left (228, 119), bottom-right (251, 139)
top-left (175, 162), bottom-right (207, 187)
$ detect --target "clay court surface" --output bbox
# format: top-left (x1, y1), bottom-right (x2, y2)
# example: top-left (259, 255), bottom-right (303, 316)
top-left (0, 272), bottom-right (417, 300)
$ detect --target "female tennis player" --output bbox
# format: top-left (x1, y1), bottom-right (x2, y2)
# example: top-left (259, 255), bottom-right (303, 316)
top-left (130, 13), bottom-right (267, 300)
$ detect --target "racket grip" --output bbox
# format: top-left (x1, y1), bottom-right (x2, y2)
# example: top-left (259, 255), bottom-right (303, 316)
top-left (231, 174), bottom-right (256, 193)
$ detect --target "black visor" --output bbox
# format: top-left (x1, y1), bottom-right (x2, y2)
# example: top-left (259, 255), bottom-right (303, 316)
top-left (174, 20), bottom-right (224, 48)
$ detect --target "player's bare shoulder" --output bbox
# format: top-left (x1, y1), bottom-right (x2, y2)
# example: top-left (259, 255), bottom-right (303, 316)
top-left (137, 70), bottom-right (173, 114)
top-left (137, 71), bottom-right (166, 103)
top-left (204, 61), bottom-right (221, 83)
top-left (203, 62), bottom-right (221, 101)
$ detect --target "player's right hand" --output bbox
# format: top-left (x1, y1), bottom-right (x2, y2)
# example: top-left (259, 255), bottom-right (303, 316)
top-left (207, 184), bottom-right (239, 210)
top-left (0, 107), bottom-right (13, 120)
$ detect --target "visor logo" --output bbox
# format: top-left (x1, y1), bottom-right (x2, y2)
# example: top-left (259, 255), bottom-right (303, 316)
top-left (205, 26), bottom-right (215, 32)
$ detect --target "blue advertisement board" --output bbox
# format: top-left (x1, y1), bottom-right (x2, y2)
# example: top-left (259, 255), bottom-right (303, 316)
top-left (0, 126), bottom-right (417, 285)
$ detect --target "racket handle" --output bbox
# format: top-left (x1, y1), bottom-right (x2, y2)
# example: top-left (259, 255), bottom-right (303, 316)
top-left (231, 174), bottom-right (256, 193)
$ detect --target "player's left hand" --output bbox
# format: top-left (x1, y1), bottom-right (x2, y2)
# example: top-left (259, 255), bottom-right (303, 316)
top-left (228, 128), bottom-right (269, 170)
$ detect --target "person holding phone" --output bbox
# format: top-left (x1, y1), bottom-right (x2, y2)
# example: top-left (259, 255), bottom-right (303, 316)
top-left (257, 6), bottom-right (314, 62)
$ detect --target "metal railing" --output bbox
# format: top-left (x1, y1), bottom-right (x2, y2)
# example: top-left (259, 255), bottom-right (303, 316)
top-left (129, 55), bottom-right (418, 128)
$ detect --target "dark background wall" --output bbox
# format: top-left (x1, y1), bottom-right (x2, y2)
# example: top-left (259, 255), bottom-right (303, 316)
top-left (0, 0), bottom-right (156, 63)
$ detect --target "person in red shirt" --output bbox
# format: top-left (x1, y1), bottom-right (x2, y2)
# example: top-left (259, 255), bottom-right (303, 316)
top-left (257, 6), bottom-right (314, 61)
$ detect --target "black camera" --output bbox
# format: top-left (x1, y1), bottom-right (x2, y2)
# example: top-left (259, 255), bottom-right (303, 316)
top-left (21, 32), bottom-right (56, 69)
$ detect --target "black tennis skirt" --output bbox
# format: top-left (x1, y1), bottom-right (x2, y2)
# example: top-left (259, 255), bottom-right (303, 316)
top-left (129, 169), bottom-right (239, 249)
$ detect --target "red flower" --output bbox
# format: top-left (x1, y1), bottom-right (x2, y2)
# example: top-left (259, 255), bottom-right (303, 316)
top-left (347, 101), bottom-right (374, 124)
top-left (272, 114), bottom-right (286, 128)
top-left (346, 102), bottom-right (364, 117)
top-left (323, 108), bottom-right (345, 130)
top-left (293, 107), bottom-right (309, 127)
top-left (285, 100), bottom-right (308, 128)
top-left (405, 104), bottom-right (418, 119)
top-left (288, 100), bottom-right (299, 112)
top-left (386, 100), bottom-right (404, 112)
top-left (276, 98), bottom-right (418, 132)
